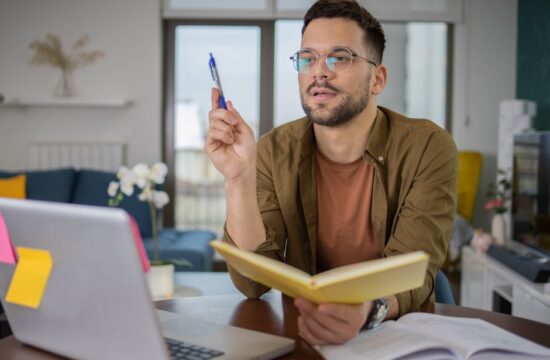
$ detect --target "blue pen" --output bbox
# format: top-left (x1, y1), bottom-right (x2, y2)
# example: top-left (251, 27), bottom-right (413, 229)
top-left (208, 53), bottom-right (227, 110)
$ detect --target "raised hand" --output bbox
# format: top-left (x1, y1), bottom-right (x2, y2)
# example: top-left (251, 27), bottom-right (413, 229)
top-left (205, 88), bottom-right (256, 182)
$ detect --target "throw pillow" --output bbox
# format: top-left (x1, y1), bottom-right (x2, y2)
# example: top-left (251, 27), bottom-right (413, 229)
top-left (0, 174), bottom-right (26, 199)
top-left (0, 168), bottom-right (76, 202)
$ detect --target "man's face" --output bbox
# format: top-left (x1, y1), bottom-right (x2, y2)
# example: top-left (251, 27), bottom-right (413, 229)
top-left (299, 18), bottom-right (375, 127)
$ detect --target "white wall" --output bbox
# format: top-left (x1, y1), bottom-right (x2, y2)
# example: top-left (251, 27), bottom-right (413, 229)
top-left (0, 0), bottom-right (162, 170)
top-left (452, 0), bottom-right (518, 229)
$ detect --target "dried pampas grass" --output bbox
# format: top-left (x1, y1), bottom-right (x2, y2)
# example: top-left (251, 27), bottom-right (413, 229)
top-left (29, 33), bottom-right (104, 71)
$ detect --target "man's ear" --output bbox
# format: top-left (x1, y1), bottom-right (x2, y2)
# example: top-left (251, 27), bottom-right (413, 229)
top-left (371, 64), bottom-right (387, 95)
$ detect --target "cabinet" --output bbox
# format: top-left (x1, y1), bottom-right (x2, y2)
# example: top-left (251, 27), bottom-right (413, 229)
top-left (461, 246), bottom-right (550, 324)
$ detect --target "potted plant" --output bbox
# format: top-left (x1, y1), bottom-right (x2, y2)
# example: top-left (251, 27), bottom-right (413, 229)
top-left (107, 162), bottom-right (175, 299)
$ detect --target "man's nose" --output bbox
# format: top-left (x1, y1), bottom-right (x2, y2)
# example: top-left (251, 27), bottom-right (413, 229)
top-left (312, 58), bottom-right (331, 80)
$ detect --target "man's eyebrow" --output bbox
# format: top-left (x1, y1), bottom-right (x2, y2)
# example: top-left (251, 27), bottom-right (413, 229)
top-left (299, 45), bottom-right (352, 51)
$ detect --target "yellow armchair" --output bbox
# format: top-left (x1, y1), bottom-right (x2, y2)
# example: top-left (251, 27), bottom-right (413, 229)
top-left (457, 151), bottom-right (483, 223)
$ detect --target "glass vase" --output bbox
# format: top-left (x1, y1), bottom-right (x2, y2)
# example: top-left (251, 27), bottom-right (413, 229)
top-left (54, 68), bottom-right (78, 97)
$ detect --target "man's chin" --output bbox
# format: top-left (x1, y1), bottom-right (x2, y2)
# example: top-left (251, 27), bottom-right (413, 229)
top-left (310, 113), bottom-right (352, 127)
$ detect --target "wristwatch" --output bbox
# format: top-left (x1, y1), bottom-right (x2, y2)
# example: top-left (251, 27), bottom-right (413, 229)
top-left (363, 298), bottom-right (388, 330)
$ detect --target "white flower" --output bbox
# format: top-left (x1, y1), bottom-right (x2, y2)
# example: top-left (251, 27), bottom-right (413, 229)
top-left (133, 163), bottom-right (150, 189)
top-left (152, 190), bottom-right (169, 209)
top-left (116, 166), bottom-right (130, 180)
top-left (107, 181), bottom-right (119, 197)
top-left (150, 162), bottom-right (168, 184)
top-left (138, 187), bottom-right (153, 202)
top-left (116, 166), bottom-right (136, 195)
top-left (109, 163), bottom-right (170, 213)
top-left (120, 177), bottom-right (135, 196)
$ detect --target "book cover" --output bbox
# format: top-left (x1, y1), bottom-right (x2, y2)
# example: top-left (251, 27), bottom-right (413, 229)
top-left (210, 240), bottom-right (429, 304)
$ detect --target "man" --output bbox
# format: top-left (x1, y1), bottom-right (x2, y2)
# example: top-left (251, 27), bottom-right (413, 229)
top-left (206, 0), bottom-right (457, 345)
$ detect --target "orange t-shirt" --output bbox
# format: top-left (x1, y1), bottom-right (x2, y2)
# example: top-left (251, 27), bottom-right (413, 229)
top-left (315, 149), bottom-right (380, 271)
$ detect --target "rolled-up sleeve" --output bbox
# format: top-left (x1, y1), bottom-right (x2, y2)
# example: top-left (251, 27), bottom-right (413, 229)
top-left (384, 130), bottom-right (458, 316)
top-left (222, 139), bottom-right (288, 298)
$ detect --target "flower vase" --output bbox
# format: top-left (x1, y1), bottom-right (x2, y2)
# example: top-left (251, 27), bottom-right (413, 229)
top-left (54, 68), bottom-right (78, 97)
top-left (491, 213), bottom-right (506, 246)
top-left (146, 263), bottom-right (175, 300)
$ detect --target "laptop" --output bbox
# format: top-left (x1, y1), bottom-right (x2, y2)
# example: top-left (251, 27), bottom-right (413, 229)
top-left (0, 198), bottom-right (294, 359)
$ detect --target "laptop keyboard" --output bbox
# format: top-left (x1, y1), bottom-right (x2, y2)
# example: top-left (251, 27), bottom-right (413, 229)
top-left (165, 338), bottom-right (225, 359)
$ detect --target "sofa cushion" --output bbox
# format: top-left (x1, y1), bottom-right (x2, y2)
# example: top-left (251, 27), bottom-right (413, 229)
top-left (0, 174), bottom-right (26, 199)
top-left (143, 229), bottom-right (216, 271)
top-left (71, 169), bottom-right (152, 237)
top-left (0, 168), bottom-right (76, 202)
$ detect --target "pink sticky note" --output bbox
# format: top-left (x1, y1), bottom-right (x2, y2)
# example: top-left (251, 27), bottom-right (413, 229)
top-left (129, 216), bottom-right (150, 273)
top-left (0, 213), bottom-right (17, 264)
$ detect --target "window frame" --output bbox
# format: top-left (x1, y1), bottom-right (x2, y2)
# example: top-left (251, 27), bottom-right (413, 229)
top-left (162, 19), bottom-right (275, 226)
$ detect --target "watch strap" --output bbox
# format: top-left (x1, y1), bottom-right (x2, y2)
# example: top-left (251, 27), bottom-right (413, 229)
top-left (362, 298), bottom-right (388, 330)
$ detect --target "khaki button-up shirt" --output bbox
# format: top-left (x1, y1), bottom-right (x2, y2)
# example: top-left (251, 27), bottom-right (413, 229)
top-left (224, 106), bottom-right (457, 316)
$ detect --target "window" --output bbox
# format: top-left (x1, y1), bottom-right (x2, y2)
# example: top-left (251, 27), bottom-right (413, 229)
top-left (168, 23), bottom-right (263, 232)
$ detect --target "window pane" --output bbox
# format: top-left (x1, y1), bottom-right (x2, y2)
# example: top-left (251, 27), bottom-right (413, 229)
top-left (405, 23), bottom-right (448, 126)
top-left (274, 20), bottom-right (305, 127)
top-left (273, 20), bottom-right (448, 128)
top-left (174, 25), bottom-right (261, 233)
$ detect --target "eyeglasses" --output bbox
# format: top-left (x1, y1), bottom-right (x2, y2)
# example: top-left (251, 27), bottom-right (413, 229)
top-left (290, 47), bottom-right (377, 74)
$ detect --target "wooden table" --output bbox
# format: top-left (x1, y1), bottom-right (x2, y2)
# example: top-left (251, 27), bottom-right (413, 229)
top-left (1, 273), bottom-right (549, 359)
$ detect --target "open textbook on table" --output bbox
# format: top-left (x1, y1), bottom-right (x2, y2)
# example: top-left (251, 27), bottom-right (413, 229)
top-left (210, 240), bottom-right (428, 304)
top-left (318, 313), bottom-right (550, 360)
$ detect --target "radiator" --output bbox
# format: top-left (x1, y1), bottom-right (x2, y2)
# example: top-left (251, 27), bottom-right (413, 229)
top-left (29, 142), bottom-right (127, 171)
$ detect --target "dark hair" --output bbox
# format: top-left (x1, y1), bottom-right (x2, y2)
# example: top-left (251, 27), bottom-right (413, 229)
top-left (302, 0), bottom-right (386, 64)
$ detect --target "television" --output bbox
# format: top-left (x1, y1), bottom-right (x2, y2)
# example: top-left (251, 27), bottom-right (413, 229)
top-left (512, 131), bottom-right (550, 257)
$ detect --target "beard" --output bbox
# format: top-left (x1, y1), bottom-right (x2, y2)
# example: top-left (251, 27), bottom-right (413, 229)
top-left (300, 74), bottom-right (371, 127)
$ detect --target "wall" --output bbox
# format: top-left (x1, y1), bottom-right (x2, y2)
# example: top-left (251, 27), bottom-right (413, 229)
top-left (452, 0), bottom-right (518, 230)
top-left (516, 0), bottom-right (550, 130)
top-left (0, 0), bottom-right (162, 170)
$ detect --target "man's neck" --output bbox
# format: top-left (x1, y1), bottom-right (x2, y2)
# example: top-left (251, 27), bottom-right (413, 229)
top-left (313, 103), bottom-right (378, 164)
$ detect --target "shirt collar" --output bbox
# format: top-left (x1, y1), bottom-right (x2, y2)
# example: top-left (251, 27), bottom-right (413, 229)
top-left (364, 107), bottom-right (388, 166)
top-left (298, 107), bottom-right (388, 166)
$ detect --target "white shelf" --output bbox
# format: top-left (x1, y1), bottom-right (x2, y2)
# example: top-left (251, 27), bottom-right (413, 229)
top-left (1, 97), bottom-right (133, 108)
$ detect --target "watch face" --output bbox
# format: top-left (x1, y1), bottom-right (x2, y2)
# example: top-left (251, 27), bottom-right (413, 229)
top-left (367, 298), bottom-right (388, 329)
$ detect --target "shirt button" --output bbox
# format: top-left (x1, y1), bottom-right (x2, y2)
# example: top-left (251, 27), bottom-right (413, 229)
top-left (378, 156), bottom-right (384, 161)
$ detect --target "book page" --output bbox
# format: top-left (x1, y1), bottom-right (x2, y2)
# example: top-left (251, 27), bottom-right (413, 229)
top-left (317, 320), bottom-right (459, 360)
top-left (397, 313), bottom-right (550, 359)
top-left (210, 241), bottom-right (314, 298)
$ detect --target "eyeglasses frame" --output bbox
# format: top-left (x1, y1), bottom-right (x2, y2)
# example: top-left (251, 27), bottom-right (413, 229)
top-left (289, 46), bottom-right (378, 73)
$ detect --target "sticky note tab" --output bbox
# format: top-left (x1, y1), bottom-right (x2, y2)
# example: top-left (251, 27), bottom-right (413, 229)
top-left (0, 213), bottom-right (17, 264)
top-left (6, 247), bottom-right (53, 309)
top-left (129, 216), bottom-right (150, 273)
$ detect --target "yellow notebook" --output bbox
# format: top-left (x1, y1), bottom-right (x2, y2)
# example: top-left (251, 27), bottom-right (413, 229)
top-left (210, 240), bottom-right (429, 304)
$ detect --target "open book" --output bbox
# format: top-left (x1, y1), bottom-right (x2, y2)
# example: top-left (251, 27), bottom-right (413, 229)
top-left (210, 240), bottom-right (428, 304)
top-left (317, 313), bottom-right (550, 360)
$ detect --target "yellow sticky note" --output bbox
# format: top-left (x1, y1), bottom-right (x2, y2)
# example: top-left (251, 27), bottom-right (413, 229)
top-left (6, 247), bottom-right (53, 309)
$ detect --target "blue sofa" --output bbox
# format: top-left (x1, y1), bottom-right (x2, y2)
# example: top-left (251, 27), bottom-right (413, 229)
top-left (0, 168), bottom-right (217, 271)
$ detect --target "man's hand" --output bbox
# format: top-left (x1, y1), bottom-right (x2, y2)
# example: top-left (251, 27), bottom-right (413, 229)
top-left (295, 298), bottom-right (373, 345)
top-left (205, 88), bottom-right (256, 182)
